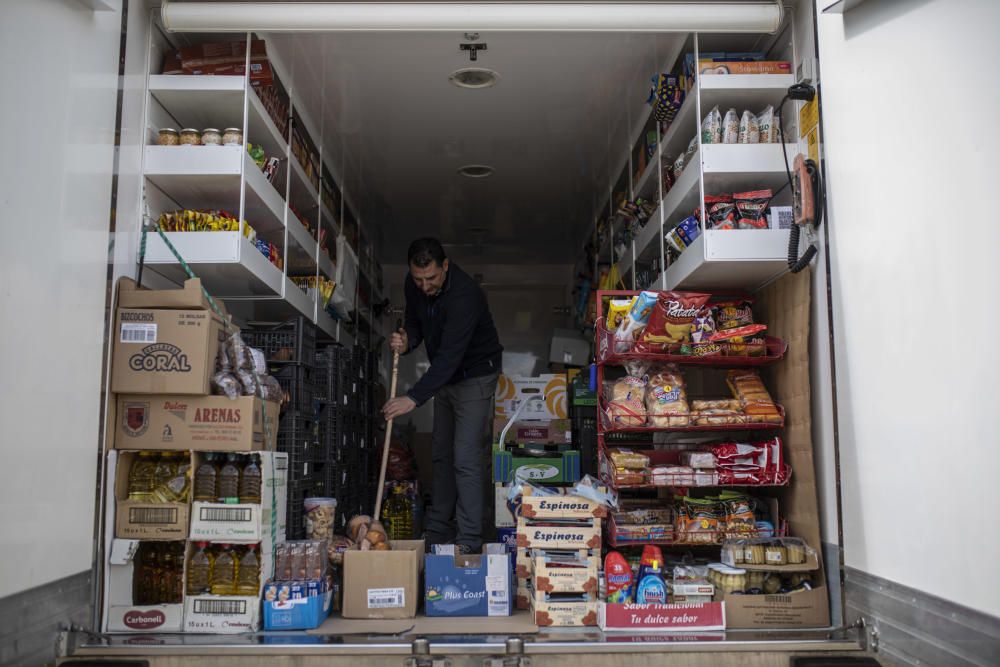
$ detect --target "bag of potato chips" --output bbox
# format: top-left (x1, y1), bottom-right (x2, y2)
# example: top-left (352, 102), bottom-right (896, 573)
top-left (641, 292), bottom-right (712, 350)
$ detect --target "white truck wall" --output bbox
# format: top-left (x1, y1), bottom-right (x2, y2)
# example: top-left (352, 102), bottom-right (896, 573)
top-left (818, 0), bottom-right (1000, 617)
top-left (0, 0), bottom-right (123, 598)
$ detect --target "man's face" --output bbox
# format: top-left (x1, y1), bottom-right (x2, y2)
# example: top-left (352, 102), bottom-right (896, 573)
top-left (410, 259), bottom-right (449, 296)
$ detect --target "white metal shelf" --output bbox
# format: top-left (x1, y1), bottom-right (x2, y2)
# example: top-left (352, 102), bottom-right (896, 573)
top-left (652, 228), bottom-right (791, 291)
top-left (288, 155), bottom-right (320, 214)
top-left (144, 232), bottom-right (284, 297)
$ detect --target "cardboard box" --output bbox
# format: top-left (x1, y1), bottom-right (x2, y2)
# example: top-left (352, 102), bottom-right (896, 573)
top-left (516, 518), bottom-right (602, 550)
top-left (548, 329), bottom-right (591, 367)
top-left (183, 545), bottom-right (274, 634)
top-left (263, 590), bottom-right (333, 630)
top-left (104, 538), bottom-right (185, 633)
top-left (698, 60), bottom-right (791, 75)
top-left (599, 602), bottom-right (726, 632)
top-left (495, 484), bottom-right (515, 528)
top-left (342, 540), bottom-right (424, 619)
top-left (516, 579), bottom-right (530, 610)
top-left (723, 584), bottom-right (830, 629)
top-left (113, 451), bottom-right (190, 540)
top-left (492, 447), bottom-right (580, 484)
top-left (497, 526), bottom-right (517, 569)
top-left (527, 554), bottom-right (598, 594)
top-left (531, 592), bottom-right (598, 627)
top-left (495, 374), bottom-right (568, 421)
top-left (111, 279), bottom-right (226, 395)
top-left (520, 487), bottom-right (608, 520)
top-left (494, 419), bottom-right (572, 445)
top-left (115, 395), bottom-right (279, 451)
top-left (516, 548), bottom-right (594, 579)
top-left (425, 544), bottom-right (512, 617)
top-left (188, 451), bottom-right (288, 546)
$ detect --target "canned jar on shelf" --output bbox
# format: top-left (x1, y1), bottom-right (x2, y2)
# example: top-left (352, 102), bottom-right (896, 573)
top-left (157, 128), bottom-right (179, 146)
top-left (223, 127), bottom-right (243, 146)
top-left (201, 128), bottom-right (222, 146)
top-left (179, 128), bottom-right (201, 146)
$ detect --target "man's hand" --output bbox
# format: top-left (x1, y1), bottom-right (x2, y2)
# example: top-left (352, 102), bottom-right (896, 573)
top-left (383, 396), bottom-right (416, 421)
top-left (390, 328), bottom-right (408, 355)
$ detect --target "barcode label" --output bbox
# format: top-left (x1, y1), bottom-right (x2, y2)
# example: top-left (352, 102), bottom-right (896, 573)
top-left (770, 206), bottom-right (793, 230)
top-left (367, 587), bottom-right (405, 609)
top-left (120, 323), bottom-right (157, 343)
top-left (129, 507), bottom-right (177, 524)
top-left (193, 599), bottom-right (247, 615)
top-left (198, 507), bottom-right (252, 522)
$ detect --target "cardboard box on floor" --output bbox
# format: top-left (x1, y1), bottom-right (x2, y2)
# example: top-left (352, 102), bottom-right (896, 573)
top-left (494, 374), bottom-right (568, 421)
top-left (111, 277), bottom-right (228, 395)
top-left (114, 394), bottom-right (279, 451)
top-left (103, 538), bottom-right (185, 633)
top-left (342, 540), bottom-right (424, 619)
top-left (425, 544), bottom-right (512, 617)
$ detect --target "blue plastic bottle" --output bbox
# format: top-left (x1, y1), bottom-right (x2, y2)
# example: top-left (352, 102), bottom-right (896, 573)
top-left (635, 559), bottom-right (668, 604)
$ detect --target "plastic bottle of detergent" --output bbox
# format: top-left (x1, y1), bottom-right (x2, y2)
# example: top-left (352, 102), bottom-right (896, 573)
top-left (635, 559), bottom-right (668, 605)
top-left (604, 551), bottom-right (634, 604)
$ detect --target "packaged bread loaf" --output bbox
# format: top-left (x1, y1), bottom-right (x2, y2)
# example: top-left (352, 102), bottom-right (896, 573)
top-left (726, 369), bottom-right (781, 423)
top-left (609, 447), bottom-right (650, 470)
top-left (606, 360), bottom-right (649, 427)
top-left (645, 365), bottom-right (690, 427)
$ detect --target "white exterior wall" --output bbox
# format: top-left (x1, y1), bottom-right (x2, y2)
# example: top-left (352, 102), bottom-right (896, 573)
top-left (0, 0), bottom-right (123, 597)
top-left (818, 0), bottom-right (1000, 617)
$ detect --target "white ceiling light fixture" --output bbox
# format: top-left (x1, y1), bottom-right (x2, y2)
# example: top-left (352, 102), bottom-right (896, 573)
top-left (160, 1), bottom-right (783, 33)
top-left (449, 68), bottom-right (500, 89)
top-left (458, 165), bottom-right (495, 178)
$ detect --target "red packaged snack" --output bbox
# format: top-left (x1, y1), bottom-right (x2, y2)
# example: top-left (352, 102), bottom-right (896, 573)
top-left (641, 291), bottom-right (711, 348)
top-left (605, 551), bottom-right (634, 604)
top-left (713, 299), bottom-right (755, 331)
top-left (704, 195), bottom-right (737, 230)
top-left (733, 190), bottom-right (773, 230)
top-left (710, 324), bottom-right (767, 341)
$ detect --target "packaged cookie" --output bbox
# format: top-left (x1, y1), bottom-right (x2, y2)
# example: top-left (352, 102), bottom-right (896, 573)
top-left (701, 106), bottom-right (722, 144)
top-left (738, 110), bottom-right (760, 144)
top-left (722, 108), bottom-right (740, 144)
top-left (756, 105), bottom-right (776, 144)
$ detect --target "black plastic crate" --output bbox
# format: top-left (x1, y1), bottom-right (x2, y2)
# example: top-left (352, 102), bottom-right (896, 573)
top-left (286, 477), bottom-right (325, 539)
top-left (242, 316), bottom-right (316, 365)
top-left (277, 411), bottom-right (325, 460)
top-left (273, 364), bottom-right (316, 414)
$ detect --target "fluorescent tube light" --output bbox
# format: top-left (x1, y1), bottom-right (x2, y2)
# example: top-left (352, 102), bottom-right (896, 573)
top-left (160, 1), bottom-right (783, 34)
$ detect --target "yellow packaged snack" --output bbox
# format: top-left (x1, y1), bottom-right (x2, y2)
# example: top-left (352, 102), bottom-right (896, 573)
top-left (606, 298), bottom-right (634, 332)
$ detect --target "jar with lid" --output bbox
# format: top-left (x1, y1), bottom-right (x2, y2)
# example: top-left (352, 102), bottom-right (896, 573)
top-left (157, 128), bottom-right (179, 146)
top-left (201, 128), bottom-right (222, 146)
top-left (747, 570), bottom-right (766, 592)
top-left (179, 128), bottom-right (201, 146)
top-left (223, 127), bottom-right (243, 146)
top-left (729, 567), bottom-right (747, 594)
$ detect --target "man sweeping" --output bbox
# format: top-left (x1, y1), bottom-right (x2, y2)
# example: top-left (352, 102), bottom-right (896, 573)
top-left (382, 238), bottom-right (503, 554)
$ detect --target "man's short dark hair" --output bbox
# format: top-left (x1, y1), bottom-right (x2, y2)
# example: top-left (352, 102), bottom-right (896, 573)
top-left (408, 238), bottom-right (447, 268)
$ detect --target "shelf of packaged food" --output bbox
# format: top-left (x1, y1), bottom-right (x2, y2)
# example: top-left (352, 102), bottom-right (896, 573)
top-left (284, 214), bottom-right (318, 270)
top-left (144, 145), bottom-right (286, 234)
top-left (320, 201), bottom-right (341, 237)
top-left (653, 228), bottom-right (792, 291)
top-left (598, 403), bottom-right (785, 434)
top-left (318, 253), bottom-right (336, 282)
top-left (143, 231), bottom-right (284, 297)
top-left (595, 324), bottom-right (788, 367)
top-left (288, 153), bottom-right (320, 215)
top-left (148, 75), bottom-right (288, 161)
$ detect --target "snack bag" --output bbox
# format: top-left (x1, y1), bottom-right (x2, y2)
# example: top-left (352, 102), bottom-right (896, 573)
top-left (734, 189), bottom-right (772, 230)
top-left (704, 195), bottom-right (737, 230)
top-left (613, 291), bottom-right (657, 352)
top-left (756, 105), bottom-right (776, 144)
top-left (641, 291), bottom-right (712, 349)
top-left (720, 492), bottom-right (757, 537)
top-left (606, 297), bottom-right (635, 333)
top-left (738, 110), bottom-right (760, 144)
top-left (722, 108), bottom-right (740, 144)
top-left (712, 323), bottom-right (768, 357)
top-left (645, 365), bottom-right (690, 427)
top-left (713, 299), bottom-right (755, 331)
top-left (700, 106), bottom-right (722, 144)
top-left (211, 371), bottom-right (241, 400)
top-left (677, 497), bottom-right (720, 544)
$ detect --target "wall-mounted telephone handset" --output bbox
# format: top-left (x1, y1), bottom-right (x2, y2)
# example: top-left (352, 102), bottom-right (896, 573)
top-left (777, 84), bottom-right (824, 274)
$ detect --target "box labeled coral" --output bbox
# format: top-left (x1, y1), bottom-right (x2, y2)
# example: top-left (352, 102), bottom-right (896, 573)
top-left (342, 540), bottom-right (424, 619)
top-left (113, 450), bottom-right (191, 540)
top-left (531, 593), bottom-right (599, 627)
top-left (516, 518), bottom-right (601, 550)
top-left (114, 395), bottom-right (279, 451)
top-left (188, 451), bottom-right (288, 547)
top-left (599, 602), bottom-right (726, 632)
top-left (424, 544), bottom-right (512, 617)
top-left (103, 538), bottom-right (185, 633)
top-left (495, 374), bottom-right (568, 421)
top-left (520, 487), bottom-right (608, 520)
top-left (111, 279), bottom-right (226, 395)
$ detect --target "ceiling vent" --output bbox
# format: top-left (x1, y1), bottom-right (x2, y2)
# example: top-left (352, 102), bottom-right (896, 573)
top-left (449, 68), bottom-right (500, 89)
top-left (457, 164), bottom-right (494, 178)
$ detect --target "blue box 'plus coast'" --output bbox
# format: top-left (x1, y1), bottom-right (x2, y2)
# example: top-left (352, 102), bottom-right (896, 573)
top-left (425, 544), bottom-right (513, 617)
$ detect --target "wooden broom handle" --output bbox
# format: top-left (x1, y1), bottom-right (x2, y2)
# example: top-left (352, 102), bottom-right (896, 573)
top-left (374, 322), bottom-right (403, 521)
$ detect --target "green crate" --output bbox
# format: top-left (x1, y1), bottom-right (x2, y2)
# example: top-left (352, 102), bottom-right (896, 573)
top-left (492, 445), bottom-right (581, 484)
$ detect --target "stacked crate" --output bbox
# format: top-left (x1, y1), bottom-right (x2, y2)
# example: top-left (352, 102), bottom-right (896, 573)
top-left (569, 373), bottom-right (598, 478)
top-left (316, 345), bottom-right (380, 531)
top-left (514, 487), bottom-right (606, 627)
top-left (243, 317), bottom-right (323, 538)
